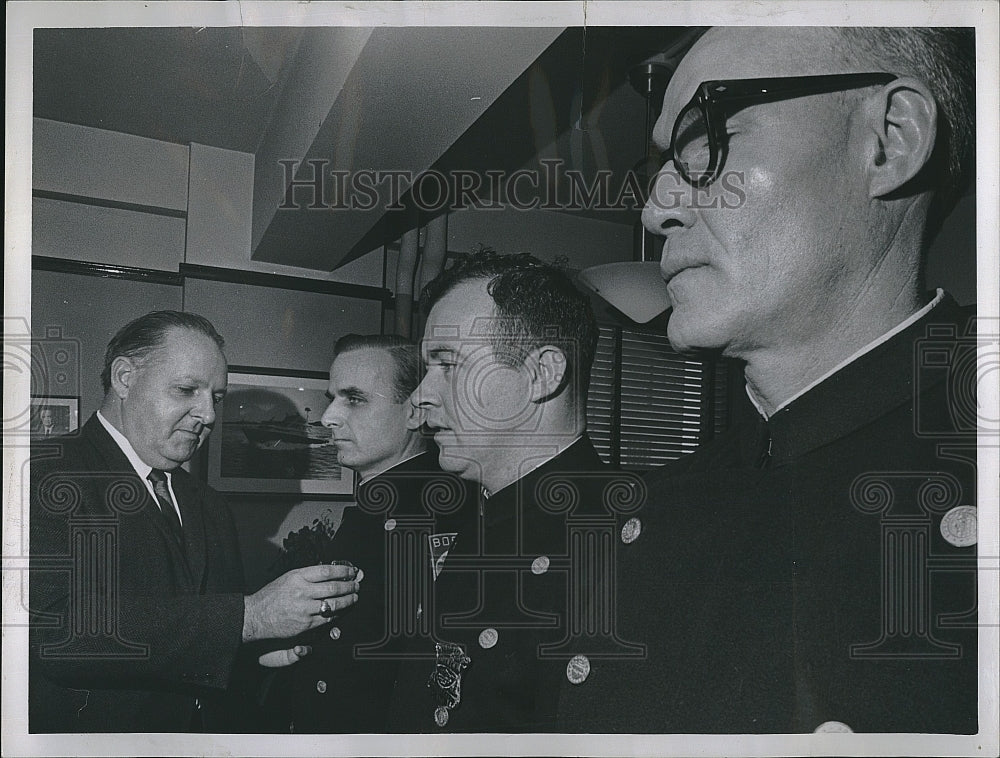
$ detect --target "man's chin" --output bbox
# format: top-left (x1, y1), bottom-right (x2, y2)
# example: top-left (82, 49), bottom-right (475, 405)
top-left (163, 440), bottom-right (200, 467)
top-left (436, 450), bottom-right (471, 478)
top-left (666, 310), bottom-right (727, 355)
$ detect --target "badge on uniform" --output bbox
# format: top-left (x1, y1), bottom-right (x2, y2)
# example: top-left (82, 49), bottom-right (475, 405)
top-left (428, 532), bottom-right (458, 580)
top-left (426, 641), bottom-right (470, 727)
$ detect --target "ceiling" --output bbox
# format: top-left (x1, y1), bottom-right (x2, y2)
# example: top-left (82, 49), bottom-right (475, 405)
top-left (33, 26), bottom-right (690, 271)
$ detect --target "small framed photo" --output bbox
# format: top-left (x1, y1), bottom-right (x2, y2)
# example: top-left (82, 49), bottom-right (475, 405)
top-left (206, 368), bottom-right (354, 497)
top-left (29, 395), bottom-right (79, 438)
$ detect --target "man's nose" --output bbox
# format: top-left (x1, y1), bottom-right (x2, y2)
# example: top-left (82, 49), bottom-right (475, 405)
top-left (192, 393), bottom-right (216, 426)
top-left (320, 401), bottom-right (342, 428)
top-left (409, 374), bottom-right (440, 410)
top-left (641, 162), bottom-right (698, 238)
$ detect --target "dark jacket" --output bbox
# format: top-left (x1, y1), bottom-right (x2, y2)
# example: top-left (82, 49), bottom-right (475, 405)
top-left (29, 414), bottom-right (249, 733)
top-left (264, 450), bottom-right (471, 733)
top-left (386, 435), bottom-right (641, 733)
top-left (558, 295), bottom-right (979, 733)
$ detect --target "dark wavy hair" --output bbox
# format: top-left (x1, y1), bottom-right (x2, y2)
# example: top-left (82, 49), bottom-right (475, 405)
top-left (101, 311), bottom-right (225, 393)
top-left (421, 250), bottom-right (598, 398)
top-left (332, 334), bottom-right (421, 403)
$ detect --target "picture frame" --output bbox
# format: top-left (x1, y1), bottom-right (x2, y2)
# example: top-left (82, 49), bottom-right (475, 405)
top-left (206, 367), bottom-right (354, 497)
top-left (29, 395), bottom-right (79, 438)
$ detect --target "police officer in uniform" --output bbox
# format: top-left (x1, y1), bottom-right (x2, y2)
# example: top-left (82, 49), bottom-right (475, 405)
top-left (265, 334), bottom-right (467, 732)
top-left (558, 26), bottom-right (979, 734)
top-left (387, 252), bottom-right (643, 732)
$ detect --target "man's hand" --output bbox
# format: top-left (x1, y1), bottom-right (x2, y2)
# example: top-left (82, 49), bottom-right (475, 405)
top-left (258, 645), bottom-right (313, 668)
top-left (242, 563), bottom-right (359, 642)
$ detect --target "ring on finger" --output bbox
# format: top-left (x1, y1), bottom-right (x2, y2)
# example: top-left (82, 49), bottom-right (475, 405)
top-left (319, 599), bottom-right (335, 618)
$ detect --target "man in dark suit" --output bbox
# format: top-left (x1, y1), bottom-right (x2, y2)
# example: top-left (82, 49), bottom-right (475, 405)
top-left (265, 334), bottom-right (468, 733)
top-left (387, 252), bottom-right (641, 732)
top-left (29, 310), bottom-right (360, 733)
top-left (33, 407), bottom-right (60, 437)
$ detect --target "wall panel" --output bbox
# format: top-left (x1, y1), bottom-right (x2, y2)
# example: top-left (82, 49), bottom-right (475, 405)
top-left (30, 269), bottom-right (183, 418)
top-left (32, 198), bottom-right (186, 271)
top-left (33, 117), bottom-right (189, 210)
top-left (183, 278), bottom-right (382, 372)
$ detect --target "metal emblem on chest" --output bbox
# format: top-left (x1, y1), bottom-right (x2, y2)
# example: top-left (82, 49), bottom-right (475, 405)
top-left (427, 641), bottom-right (471, 727)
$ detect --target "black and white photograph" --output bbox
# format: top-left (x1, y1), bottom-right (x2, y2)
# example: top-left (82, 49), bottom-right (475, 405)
top-left (28, 396), bottom-right (79, 438)
top-left (4, 2), bottom-right (998, 757)
top-left (207, 369), bottom-right (353, 496)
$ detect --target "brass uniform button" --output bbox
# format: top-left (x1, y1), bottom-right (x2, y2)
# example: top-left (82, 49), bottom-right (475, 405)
top-left (814, 720), bottom-right (852, 733)
top-left (566, 654), bottom-right (591, 685)
top-left (478, 628), bottom-right (499, 649)
top-left (940, 505), bottom-right (977, 547)
top-left (621, 517), bottom-right (642, 544)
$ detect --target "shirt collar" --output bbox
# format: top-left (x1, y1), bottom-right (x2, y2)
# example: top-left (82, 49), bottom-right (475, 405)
top-left (96, 410), bottom-right (158, 481)
top-left (746, 289), bottom-right (945, 420)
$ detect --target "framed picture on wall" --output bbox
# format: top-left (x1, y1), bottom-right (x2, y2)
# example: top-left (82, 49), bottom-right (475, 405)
top-left (206, 368), bottom-right (354, 497)
top-left (29, 395), bottom-right (80, 438)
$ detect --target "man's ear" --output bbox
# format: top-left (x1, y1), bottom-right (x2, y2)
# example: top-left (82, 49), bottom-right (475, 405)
top-left (526, 345), bottom-right (568, 403)
top-left (109, 356), bottom-right (135, 400)
top-left (865, 77), bottom-right (938, 198)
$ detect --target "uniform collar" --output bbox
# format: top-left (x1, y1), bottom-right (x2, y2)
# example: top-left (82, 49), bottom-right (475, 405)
top-left (358, 449), bottom-right (431, 485)
top-left (480, 435), bottom-right (600, 527)
top-left (481, 434), bottom-right (585, 500)
top-left (746, 289), bottom-right (946, 420)
top-left (738, 292), bottom-right (965, 467)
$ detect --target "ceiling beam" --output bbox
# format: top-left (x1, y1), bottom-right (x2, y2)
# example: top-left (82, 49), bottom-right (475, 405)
top-left (251, 26), bottom-right (564, 271)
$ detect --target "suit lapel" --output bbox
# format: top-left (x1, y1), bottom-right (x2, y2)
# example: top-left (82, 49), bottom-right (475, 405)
top-left (83, 415), bottom-right (197, 585)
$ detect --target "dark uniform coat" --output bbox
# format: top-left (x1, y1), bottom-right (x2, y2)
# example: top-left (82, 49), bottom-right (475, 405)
top-left (387, 435), bottom-right (641, 733)
top-left (29, 414), bottom-right (250, 733)
top-left (264, 450), bottom-right (471, 732)
top-left (558, 295), bottom-right (979, 733)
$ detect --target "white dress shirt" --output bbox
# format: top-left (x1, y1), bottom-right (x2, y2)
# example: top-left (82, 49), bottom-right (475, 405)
top-left (96, 410), bottom-right (183, 524)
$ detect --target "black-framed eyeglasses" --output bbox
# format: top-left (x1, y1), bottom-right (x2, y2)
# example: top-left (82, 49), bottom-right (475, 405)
top-left (661, 72), bottom-right (898, 187)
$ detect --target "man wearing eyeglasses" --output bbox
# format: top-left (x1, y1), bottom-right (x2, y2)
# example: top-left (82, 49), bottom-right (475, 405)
top-left (559, 27), bottom-right (979, 734)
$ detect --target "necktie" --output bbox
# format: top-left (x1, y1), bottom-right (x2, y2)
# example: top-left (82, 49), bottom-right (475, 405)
top-left (147, 469), bottom-right (185, 546)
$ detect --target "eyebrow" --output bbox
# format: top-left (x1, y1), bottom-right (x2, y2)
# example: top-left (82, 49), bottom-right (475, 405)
top-left (176, 375), bottom-right (226, 393)
top-left (425, 347), bottom-right (456, 361)
top-left (335, 386), bottom-right (369, 400)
